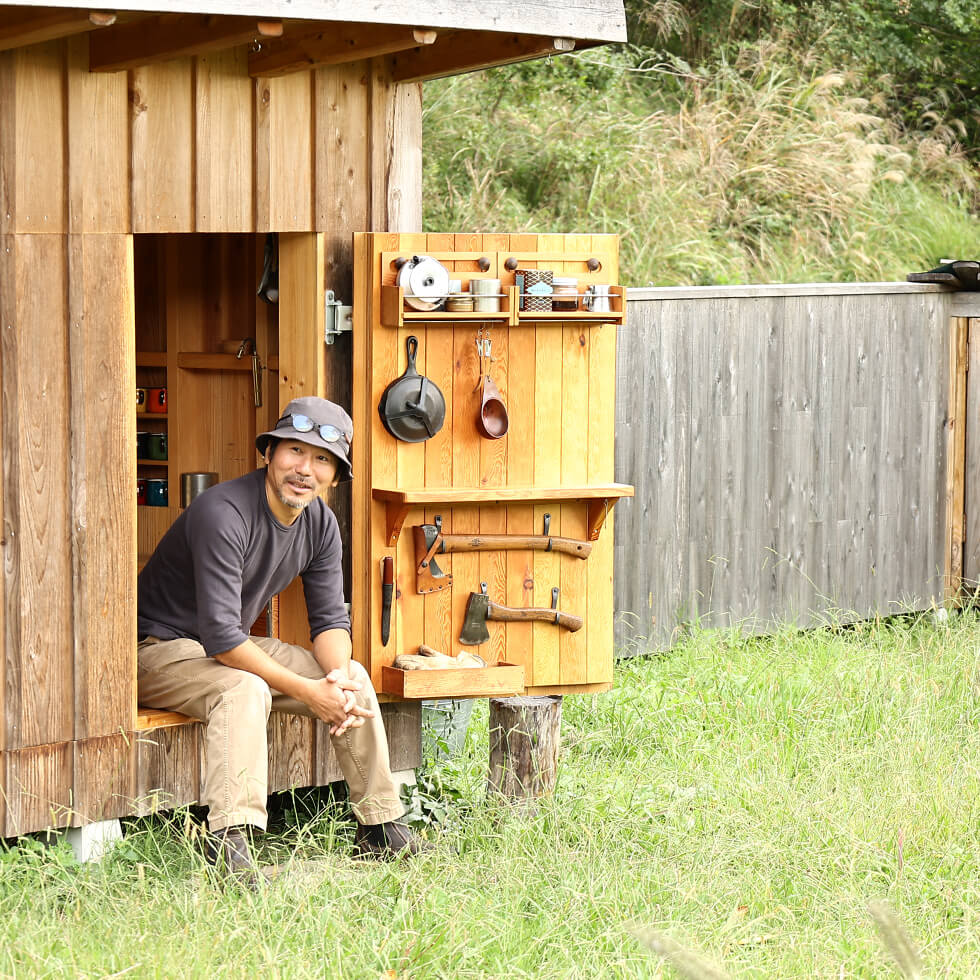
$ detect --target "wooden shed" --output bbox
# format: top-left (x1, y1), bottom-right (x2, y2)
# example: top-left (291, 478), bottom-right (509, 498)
top-left (0, 0), bottom-right (628, 839)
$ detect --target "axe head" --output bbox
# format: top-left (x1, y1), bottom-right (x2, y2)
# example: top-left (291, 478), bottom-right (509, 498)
top-left (413, 524), bottom-right (451, 594)
top-left (459, 591), bottom-right (490, 646)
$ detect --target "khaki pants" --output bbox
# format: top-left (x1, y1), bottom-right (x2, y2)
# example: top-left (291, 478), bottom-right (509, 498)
top-left (137, 635), bottom-right (405, 832)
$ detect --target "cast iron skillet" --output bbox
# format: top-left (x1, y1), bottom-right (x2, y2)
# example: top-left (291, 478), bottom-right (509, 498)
top-left (378, 336), bottom-right (447, 442)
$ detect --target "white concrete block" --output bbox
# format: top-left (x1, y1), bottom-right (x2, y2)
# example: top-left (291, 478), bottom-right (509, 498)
top-left (64, 819), bottom-right (124, 863)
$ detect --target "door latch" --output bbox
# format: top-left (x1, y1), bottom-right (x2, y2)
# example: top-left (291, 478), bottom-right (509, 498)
top-left (325, 290), bottom-right (353, 345)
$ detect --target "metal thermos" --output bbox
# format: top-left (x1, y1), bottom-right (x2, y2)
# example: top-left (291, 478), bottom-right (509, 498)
top-left (180, 471), bottom-right (218, 508)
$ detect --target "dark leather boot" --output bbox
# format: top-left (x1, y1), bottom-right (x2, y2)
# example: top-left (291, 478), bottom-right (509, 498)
top-left (204, 826), bottom-right (262, 888)
top-left (352, 820), bottom-right (430, 860)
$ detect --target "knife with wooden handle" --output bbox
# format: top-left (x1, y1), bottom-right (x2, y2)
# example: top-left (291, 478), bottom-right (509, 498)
top-left (380, 556), bottom-right (393, 646)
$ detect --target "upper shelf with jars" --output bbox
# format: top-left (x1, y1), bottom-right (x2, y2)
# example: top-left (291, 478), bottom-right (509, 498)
top-left (379, 252), bottom-right (625, 328)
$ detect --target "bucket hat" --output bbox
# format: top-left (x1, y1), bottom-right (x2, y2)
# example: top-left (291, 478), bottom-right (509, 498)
top-left (256, 397), bottom-right (353, 481)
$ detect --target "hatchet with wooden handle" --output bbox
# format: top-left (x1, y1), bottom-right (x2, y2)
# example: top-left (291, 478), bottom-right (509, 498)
top-left (459, 588), bottom-right (584, 646)
top-left (414, 524), bottom-right (592, 594)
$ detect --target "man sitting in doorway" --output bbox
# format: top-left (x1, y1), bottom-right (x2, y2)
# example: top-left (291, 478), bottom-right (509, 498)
top-left (137, 396), bottom-right (421, 883)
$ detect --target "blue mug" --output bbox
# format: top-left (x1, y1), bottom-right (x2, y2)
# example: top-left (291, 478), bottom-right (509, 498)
top-left (146, 479), bottom-right (168, 507)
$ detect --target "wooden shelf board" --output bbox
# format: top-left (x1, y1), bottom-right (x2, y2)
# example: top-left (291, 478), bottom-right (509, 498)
top-left (136, 352), bottom-right (167, 367)
top-left (402, 311), bottom-right (512, 321)
top-left (138, 351), bottom-right (277, 371)
top-left (516, 311), bottom-right (624, 323)
top-left (380, 662), bottom-right (525, 699)
top-left (136, 458), bottom-right (168, 466)
top-left (374, 484), bottom-right (633, 505)
top-left (373, 484), bottom-right (634, 544)
top-left (135, 413), bottom-right (169, 420)
top-left (176, 352), bottom-right (255, 371)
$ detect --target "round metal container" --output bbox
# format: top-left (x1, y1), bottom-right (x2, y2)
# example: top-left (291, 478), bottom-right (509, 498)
top-left (180, 471), bottom-right (218, 508)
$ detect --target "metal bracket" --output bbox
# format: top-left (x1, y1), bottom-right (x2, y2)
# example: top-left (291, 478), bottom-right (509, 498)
top-left (324, 290), bottom-right (353, 345)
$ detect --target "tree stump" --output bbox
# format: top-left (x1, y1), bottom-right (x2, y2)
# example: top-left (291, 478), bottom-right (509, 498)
top-left (488, 695), bottom-right (562, 801)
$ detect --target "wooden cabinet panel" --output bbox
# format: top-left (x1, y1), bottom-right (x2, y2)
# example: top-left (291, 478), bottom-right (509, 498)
top-left (353, 232), bottom-right (630, 697)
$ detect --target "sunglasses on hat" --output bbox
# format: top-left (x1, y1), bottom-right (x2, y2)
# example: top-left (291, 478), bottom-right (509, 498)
top-left (276, 414), bottom-right (350, 448)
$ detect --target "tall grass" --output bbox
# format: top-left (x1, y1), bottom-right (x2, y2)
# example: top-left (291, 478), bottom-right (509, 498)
top-left (4, 612), bottom-right (980, 976)
top-left (423, 43), bottom-right (980, 285)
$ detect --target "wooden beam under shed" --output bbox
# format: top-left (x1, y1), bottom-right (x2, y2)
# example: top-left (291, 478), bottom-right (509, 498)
top-left (88, 13), bottom-right (283, 72)
top-left (390, 30), bottom-right (576, 83)
top-left (249, 22), bottom-right (437, 77)
top-left (0, 8), bottom-right (117, 53)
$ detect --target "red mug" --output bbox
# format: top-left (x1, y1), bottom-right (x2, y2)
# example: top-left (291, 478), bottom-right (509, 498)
top-left (137, 479), bottom-right (147, 505)
top-left (147, 387), bottom-right (167, 413)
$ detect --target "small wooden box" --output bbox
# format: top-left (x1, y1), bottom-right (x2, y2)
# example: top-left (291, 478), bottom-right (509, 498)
top-left (381, 662), bottom-right (525, 699)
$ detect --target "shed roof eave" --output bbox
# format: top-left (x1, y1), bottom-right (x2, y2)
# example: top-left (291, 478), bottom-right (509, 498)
top-left (0, 0), bottom-right (629, 45)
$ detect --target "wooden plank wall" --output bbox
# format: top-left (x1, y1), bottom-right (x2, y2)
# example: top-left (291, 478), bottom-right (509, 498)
top-left (354, 233), bottom-right (619, 695)
top-left (0, 38), bottom-right (422, 835)
top-left (615, 285), bottom-right (953, 653)
top-left (0, 39), bottom-right (421, 239)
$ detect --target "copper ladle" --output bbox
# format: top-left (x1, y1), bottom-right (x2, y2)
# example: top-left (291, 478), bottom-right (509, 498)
top-left (475, 329), bottom-right (508, 440)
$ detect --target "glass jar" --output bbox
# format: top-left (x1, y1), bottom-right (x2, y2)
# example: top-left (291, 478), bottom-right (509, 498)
top-left (552, 276), bottom-right (578, 312)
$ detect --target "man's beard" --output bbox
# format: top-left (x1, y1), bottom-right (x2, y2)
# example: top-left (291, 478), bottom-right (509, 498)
top-left (278, 479), bottom-right (314, 510)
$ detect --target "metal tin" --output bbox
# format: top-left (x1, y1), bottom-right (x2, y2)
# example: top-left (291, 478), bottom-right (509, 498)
top-left (180, 471), bottom-right (218, 508)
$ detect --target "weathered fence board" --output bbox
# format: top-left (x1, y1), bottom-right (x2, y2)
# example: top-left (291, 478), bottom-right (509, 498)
top-left (616, 284), bottom-right (954, 652)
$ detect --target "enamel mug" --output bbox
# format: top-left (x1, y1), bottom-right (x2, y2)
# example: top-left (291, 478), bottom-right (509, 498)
top-left (146, 432), bottom-right (168, 460)
top-left (146, 479), bottom-right (168, 507)
top-left (147, 387), bottom-right (167, 414)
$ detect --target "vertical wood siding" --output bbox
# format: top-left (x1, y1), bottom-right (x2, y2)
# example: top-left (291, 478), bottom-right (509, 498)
top-left (0, 38), bottom-right (423, 834)
top-left (615, 286), bottom-right (952, 653)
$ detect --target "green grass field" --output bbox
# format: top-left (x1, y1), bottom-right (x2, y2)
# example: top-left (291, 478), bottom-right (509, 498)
top-left (3, 611), bottom-right (980, 977)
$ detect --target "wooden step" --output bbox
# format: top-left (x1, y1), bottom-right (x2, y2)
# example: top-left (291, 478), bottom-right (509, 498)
top-left (136, 707), bottom-right (197, 730)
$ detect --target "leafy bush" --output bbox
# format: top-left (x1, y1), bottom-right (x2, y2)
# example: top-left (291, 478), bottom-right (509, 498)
top-left (423, 41), bottom-right (980, 285)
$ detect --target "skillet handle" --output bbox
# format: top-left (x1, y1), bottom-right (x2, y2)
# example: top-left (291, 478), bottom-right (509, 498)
top-left (405, 335), bottom-right (419, 370)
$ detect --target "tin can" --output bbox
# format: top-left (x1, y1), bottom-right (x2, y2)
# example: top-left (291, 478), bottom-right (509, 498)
top-left (523, 270), bottom-right (553, 312)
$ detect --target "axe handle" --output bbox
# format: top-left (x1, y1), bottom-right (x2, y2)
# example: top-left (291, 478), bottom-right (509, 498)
top-left (440, 534), bottom-right (592, 559)
top-left (486, 600), bottom-right (583, 632)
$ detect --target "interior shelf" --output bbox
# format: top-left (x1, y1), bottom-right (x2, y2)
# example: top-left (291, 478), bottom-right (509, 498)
top-left (136, 351), bottom-right (167, 367)
top-left (372, 483), bottom-right (634, 545)
top-left (136, 458), bottom-right (168, 467)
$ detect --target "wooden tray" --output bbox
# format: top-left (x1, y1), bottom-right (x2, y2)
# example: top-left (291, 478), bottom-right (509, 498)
top-left (381, 662), bottom-right (525, 699)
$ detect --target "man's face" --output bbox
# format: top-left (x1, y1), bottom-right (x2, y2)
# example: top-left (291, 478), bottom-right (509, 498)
top-left (264, 439), bottom-right (339, 521)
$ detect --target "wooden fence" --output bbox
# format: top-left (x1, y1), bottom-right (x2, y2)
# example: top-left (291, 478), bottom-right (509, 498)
top-left (614, 283), bottom-right (971, 652)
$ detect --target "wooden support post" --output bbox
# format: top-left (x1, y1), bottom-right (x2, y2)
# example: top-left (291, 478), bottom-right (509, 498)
top-left (945, 316), bottom-right (969, 604)
top-left (488, 696), bottom-right (562, 801)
